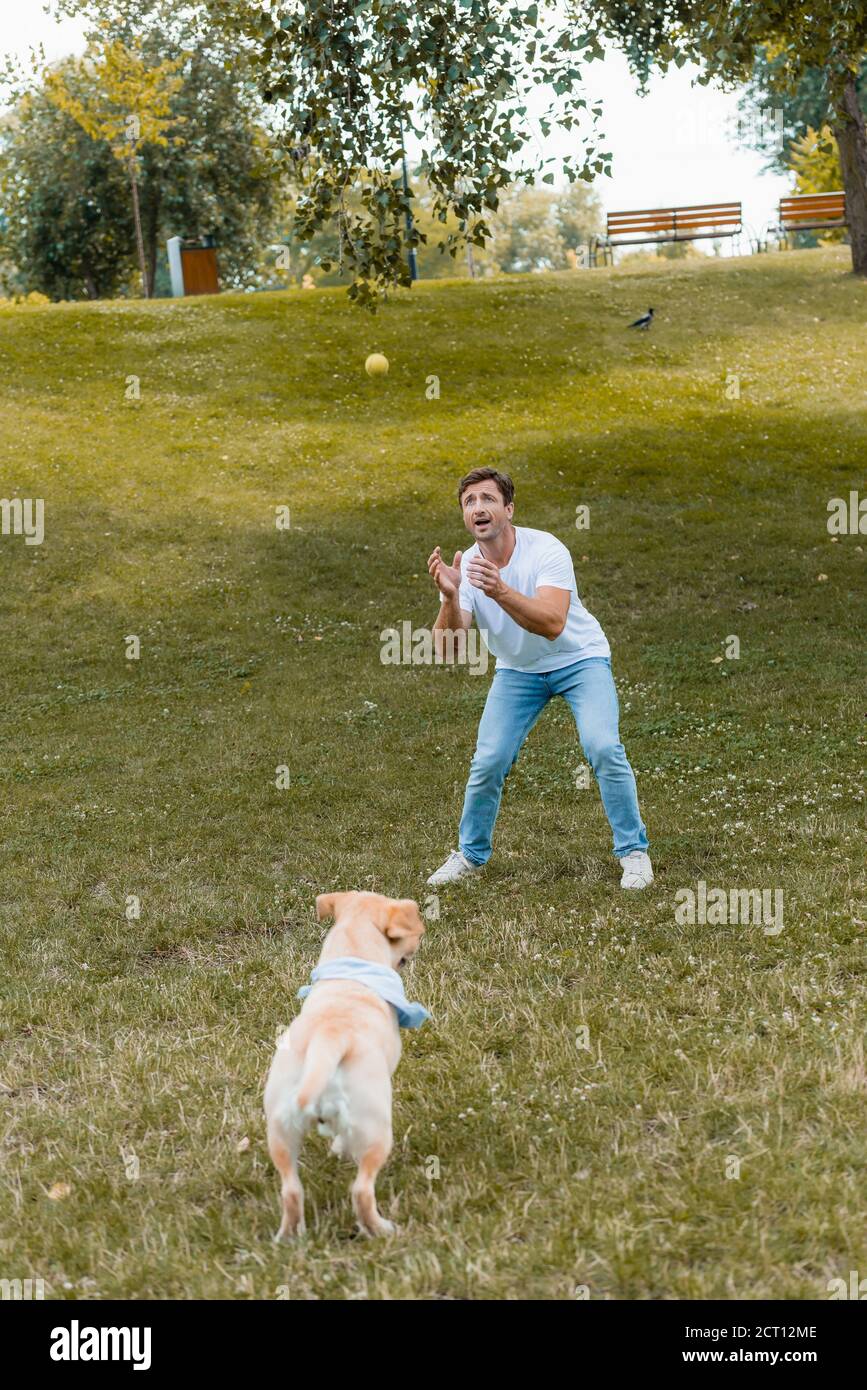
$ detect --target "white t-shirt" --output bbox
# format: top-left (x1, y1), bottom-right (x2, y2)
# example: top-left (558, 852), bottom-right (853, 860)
top-left (456, 526), bottom-right (610, 673)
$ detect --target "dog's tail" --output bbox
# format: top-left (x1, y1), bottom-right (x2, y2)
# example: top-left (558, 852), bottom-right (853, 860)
top-left (294, 1031), bottom-right (347, 1118)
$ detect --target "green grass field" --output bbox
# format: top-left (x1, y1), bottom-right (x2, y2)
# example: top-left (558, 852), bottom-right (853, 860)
top-left (1, 247), bottom-right (864, 1300)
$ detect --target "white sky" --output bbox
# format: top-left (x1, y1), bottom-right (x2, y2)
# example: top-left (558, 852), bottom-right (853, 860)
top-left (4, 2), bottom-right (88, 67)
top-left (4, 4), bottom-right (790, 254)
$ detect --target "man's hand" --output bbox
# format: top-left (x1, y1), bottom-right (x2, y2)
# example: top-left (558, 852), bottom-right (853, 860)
top-left (466, 555), bottom-right (506, 598)
top-left (428, 545), bottom-right (463, 598)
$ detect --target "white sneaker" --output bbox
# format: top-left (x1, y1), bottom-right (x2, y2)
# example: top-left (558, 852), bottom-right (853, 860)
top-left (426, 850), bottom-right (483, 887)
top-left (619, 850), bottom-right (654, 890)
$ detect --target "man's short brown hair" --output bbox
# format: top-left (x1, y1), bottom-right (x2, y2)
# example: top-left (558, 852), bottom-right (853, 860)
top-left (457, 468), bottom-right (515, 507)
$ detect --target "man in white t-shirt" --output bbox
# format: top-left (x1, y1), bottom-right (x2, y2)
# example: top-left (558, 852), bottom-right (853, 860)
top-left (426, 468), bottom-right (652, 890)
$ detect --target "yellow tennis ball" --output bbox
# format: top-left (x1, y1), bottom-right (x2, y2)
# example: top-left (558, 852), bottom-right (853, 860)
top-left (365, 352), bottom-right (389, 377)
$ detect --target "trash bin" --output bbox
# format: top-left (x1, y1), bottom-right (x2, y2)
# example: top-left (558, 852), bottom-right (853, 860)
top-left (167, 235), bottom-right (219, 296)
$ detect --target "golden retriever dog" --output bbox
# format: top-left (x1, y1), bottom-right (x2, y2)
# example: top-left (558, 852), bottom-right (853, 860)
top-left (264, 891), bottom-right (428, 1239)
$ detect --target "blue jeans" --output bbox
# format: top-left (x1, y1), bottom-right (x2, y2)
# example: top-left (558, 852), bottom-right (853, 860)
top-left (458, 657), bottom-right (648, 865)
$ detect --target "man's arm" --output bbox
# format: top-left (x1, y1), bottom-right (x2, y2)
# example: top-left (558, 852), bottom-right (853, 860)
top-left (497, 584), bottom-right (569, 639)
top-left (428, 545), bottom-right (473, 662)
top-left (434, 590), bottom-right (472, 633)
top-left (466, 556), bottom-right (569, 640)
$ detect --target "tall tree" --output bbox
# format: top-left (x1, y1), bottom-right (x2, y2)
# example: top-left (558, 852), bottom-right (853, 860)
top-left (552, 179), bottom-right (603, 257)
top-left (488, 186), bottom-right (575, 273)
top-left (578, 1), bottom-right (867, 274)
top-left (0, 85), bottom-right (134, 299)
top-left (45, 36), bottom-right (185, 297)
top-left (133, 43), bottom-right (285, 294)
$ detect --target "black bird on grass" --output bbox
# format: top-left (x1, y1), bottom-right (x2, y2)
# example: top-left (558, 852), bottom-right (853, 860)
top-left (627, 307), bottom-right (654, 330)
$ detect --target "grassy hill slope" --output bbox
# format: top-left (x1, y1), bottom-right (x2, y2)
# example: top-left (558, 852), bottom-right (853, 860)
top-left (0, 247), bottom-right (864, 1298)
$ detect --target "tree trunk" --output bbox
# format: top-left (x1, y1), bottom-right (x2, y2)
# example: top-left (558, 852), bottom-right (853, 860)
top-left (833, 74), bottom-right (867, 275)
top-left (141, 148), bottom-right (161, 300)
top-left (127, 154), bottom-right (150, 298)
top-left (146, 193), bottom-right (160, 301)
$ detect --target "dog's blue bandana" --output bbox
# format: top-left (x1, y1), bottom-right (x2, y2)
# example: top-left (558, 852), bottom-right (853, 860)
top-left (298, 956), bottom-right (431, 1030)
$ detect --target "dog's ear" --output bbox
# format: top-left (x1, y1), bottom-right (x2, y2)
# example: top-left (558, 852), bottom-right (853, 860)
top-left (316, 891), bottom-right (354, 922)
top-left (384, 898), bottom-right (425, 941)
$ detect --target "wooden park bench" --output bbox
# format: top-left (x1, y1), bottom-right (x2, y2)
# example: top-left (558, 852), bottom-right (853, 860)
top-left (591, 201), bottom-right (742, 265)
top-left (775, 191), bottom-right (846, 244)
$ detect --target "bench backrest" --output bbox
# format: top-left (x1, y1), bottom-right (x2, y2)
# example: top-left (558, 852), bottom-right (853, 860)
top-left (607, 202), bottom-right (741, 240)
top-left (779, 191), bottom-right (846, 227)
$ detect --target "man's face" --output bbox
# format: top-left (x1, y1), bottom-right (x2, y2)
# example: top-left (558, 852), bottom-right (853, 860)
top-left (460, 481), bottom-right (513, 544)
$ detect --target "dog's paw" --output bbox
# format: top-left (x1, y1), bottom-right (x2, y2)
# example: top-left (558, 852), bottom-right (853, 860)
top-left (358, 1217), bottom-right (398, 1238)
top-left (273, 1225), bottom-right (305, 1244)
